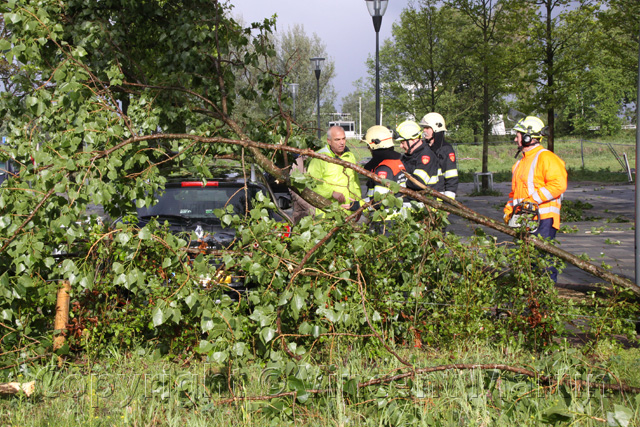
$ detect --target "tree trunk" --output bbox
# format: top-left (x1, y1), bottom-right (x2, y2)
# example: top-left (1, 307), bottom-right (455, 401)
top-left (481, 67), bottom-right (490, 189)
top-left (545, 0), bottom-right (555, 153)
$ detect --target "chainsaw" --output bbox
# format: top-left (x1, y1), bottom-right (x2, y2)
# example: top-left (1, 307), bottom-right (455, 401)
top-left (507, 201), bottom-right (540, 233)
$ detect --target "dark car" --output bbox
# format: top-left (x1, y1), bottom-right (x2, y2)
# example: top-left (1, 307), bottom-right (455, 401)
top-left (136, 166), bottom-right (292, 297)
top-left (263, 171), bottom-right (292, 211)
top-left (0, 158), bottom-right (17, 186)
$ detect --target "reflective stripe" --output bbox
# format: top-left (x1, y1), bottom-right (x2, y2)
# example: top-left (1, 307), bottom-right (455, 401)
top-left (526, 151), bottom-right (540, 195)
top-left (414, 169), bottom-right (438, 185)
top-left (444, 191), bottom-right (456, 199)
top-left (374, 185), bottom-right (390, 194)
top-left (513, 159), bottom-right (522, 173)
top-left (540, 187), bottom-right (553, 201)
top-left (444, 169), bottom-right (458, 178)
top-left (403, 201), bottom-right (425, 210)
top-left (532, 192), bottom-right (543, 204)
top-left (539, 206), bottom-right (561, 215)
top-left (366, 188), bottom-right (374, 197)
top-left (526, 149), bottom-right (562, 207)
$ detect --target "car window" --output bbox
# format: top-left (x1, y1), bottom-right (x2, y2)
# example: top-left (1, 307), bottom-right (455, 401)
top-left (138, 185), bottom-right (257, 218)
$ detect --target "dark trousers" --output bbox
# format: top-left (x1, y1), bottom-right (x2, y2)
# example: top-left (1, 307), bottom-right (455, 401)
top-left (532, 218), bottom-right (558, 282)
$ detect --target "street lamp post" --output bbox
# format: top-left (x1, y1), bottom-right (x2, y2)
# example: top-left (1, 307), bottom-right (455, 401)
top-left (310, 57), bottom-right (325, 139)
top-left (288, 83), bottom-right (299, 121)
top-left (365, 0), bottom-right (388, 126)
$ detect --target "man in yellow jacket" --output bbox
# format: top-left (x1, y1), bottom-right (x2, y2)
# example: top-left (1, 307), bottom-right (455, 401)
top-left (307, 126), bottom-right (362, 213)
top-left (504, 115), bottom-right (567, 282)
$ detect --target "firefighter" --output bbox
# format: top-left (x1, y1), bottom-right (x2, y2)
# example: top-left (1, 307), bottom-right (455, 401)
top-left (362, 125), bottom-right (406, 206)
top-left (504, 115), bottom-right (567, 282)
top-left (419, 112), bottom-right (458, 200)
top-left (395, 120), bottom-right (439, 193)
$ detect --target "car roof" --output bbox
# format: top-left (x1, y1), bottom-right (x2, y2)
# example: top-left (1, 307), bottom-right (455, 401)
top-left (162, 164), bottom-right (266, 186)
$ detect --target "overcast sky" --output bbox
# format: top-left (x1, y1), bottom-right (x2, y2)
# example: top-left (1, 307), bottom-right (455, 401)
top-left (227, 0), bottom-right (408, 110)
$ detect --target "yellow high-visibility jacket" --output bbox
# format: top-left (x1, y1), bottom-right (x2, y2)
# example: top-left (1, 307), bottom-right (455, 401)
top-left (504, 145), bottom-right (567, 230)
top-left (307, 146), bottom-right (362, 210)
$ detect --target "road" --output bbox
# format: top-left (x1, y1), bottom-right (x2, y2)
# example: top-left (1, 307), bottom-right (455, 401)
top-left (449, 181), bottom-right (636, 286)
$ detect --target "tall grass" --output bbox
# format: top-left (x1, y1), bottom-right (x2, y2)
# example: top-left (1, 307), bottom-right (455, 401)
top-left (3, 342), bottom-right (640, 425)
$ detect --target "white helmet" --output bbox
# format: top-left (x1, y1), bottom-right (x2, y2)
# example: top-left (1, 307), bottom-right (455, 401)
top-left (394, 120), bottom-right (422, 141)
top-left (362, 125), bottom-right (394, 150)
top-left (419, 112), bottom-right (447, 132)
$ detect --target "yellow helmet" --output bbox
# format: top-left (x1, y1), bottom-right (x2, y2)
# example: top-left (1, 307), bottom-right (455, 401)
top-left (362, 125), bottom-right (394, 150)
top-left (513, 116), bottom-right (546, 141)
top-left (394, 120), bottom-right (422, 141)
top-left (419, 112), bottom-right (447, 132)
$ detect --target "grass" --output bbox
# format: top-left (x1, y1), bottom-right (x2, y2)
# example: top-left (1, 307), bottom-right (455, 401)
top-left (347, 136), bottom-right (636, 184)
top-left (3, 341), bottom-right (640, 425)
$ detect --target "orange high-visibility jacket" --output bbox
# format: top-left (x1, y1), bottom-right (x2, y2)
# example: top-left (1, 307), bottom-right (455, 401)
top-left (504, 145), bottom-right (567, 230)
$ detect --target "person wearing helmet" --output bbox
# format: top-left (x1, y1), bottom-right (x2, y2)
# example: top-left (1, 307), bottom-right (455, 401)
top-left (395, 120), bottom-right (439, 194)
top-left (362, 125), bottom-right (406, 208)
top-left (504, 115), bottom-right (567, 282)
top-left (419, 112), bottom-right (458, 200)
top-left (307, 126), bottom-right (362, 212)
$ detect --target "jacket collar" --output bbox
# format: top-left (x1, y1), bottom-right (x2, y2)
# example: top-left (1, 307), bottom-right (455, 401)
top-left (522, 144), bottom-right (544, 157)
top-left (324, 145), bottom-right (351, 158)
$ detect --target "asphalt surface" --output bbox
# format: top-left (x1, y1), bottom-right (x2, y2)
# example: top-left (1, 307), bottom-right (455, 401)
top-left (449, 181), bottom-right (636, 286)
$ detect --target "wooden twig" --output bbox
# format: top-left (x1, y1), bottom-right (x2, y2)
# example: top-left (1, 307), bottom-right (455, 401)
top-left (0, 381), bottom-right (35, 397)
top-left (207, 362), bottom-right (640, 406)
top-left (53, 280), bottom-right (72, 367)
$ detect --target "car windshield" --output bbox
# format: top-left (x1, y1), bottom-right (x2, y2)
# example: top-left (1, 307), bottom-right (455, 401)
top-left (137, 185), bottom-right (257, 219)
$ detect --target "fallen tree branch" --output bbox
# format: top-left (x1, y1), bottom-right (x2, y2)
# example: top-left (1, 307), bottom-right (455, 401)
top-left (90, 132), bottom-right (638, 295)
top-left (361, 363), bottom-right (640, 395)
top-left (210, 362), bottom-right (640, 406)
top-left (289, 203), bottom-right (370, 284)
top-left (357, 264), bottom-right (413, 368)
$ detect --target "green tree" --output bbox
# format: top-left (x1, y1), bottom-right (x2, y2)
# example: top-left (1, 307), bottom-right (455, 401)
top-left (517, 0), bottom-right (601, 151)
top-left (560, 58), bottom-right (631, 135)
top-left (276, 24), bottom-right (337, 139)
top-left (375, 1), bottom-right (482, 131)
top-left (447, 0), bottom-right (522, 187)
top-left (596, 0), bottom-right (640, 127)
top-left (0, 0), bottom-right (326, 320)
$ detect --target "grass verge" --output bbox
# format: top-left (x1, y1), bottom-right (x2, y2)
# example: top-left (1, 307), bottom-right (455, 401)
top-left (3, 340), bottom-right (640, 426)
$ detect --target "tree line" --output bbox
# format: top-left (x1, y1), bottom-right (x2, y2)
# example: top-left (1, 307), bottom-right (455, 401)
top-left (340, 0), bottom-right (639, 151)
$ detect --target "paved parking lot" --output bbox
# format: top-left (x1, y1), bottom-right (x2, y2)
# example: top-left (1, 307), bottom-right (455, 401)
top-left (450, 181), bottom-right (636, 286)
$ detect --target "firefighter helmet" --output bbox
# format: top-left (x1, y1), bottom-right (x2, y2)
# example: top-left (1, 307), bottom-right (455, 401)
top-left (419, 112), bottom-right (447, 132)
top-left (513, 116), bottom-right (546, 145)
top-left (394, 120), bottom-right (422, 142)
top-left (362, 125), bottom-right (394, 150)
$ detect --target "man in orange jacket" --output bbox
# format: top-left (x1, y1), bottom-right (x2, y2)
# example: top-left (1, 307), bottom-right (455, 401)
top-left (504, 115), bottom-right (567, 282)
